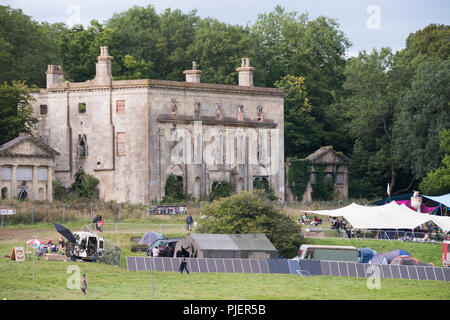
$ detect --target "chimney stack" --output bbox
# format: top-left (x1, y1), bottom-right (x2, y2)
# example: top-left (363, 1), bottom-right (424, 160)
top-left (236, 58), bottom-right (255, 87)
top-left (46, 65), bottom-right (64, 88)
top-left (183, 61), bottom-right (202, 83)
top-left (94, 46), bottom-right (113, 85)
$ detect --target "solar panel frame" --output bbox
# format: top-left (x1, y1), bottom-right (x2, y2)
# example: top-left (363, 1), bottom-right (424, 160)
top-left (241, 259), bottom-right (252, 273)
top-left (127, 256), bottom-right (137, 271)
top-left (136, 257), bottom-right (146, 271)
top-left (288, 260), bottom-right (300, 275)
top-left (215, 258), bottom-right (226, 273)
top-left (442, 267), bottom-right (450, 282)
top-left (232, 259), bottom-right (244, 273)
top-left (224, 259), bottom-right (234, 273)
top-left (329, 261), bottom-right (340, 277)
top-left (338, 262), bottom-right (349, 277)
top-left (416, 265), bottom-right (427, 281)
top-left (320, 261), bottom-right (331, 276)
top-left (408, 266), bottom-right (419, 280)
top-left (347, 262), bottom-right (358, 278)
top-left (277, 260), bottom-right (290, 274)
top-left (434, 267), bottom-right (445, 281)
top-left (198, 258), bottom-right (208, 273)
top-left (391, 265), bottom-right (401, 279)
top-left (355, 263), bottom-right (367, 278)
top-left (398, 265), bottom-right (410, 280)
top-left (267, 259), bottom-right (280, 274)
top-left (162, 257), bottom-right (173, 272)
top-left (297, 270), bottom-right (312, 277)
top-left (380, 265), bottom-right (392, 279)
top-left (171, 258), bottom-right (181, 272)
top-left (424, 267), bottom-right (436, 281)
top-left (258, 259), bottom-right (270, 274)
top-left (206, 259), bottom-right (217, 273)
top-left (249, 259), bottom-right (261, 273)
top-left (154, 257), bottom-right (164, 271)
top-left (189, 258), bottom-right (200, 273)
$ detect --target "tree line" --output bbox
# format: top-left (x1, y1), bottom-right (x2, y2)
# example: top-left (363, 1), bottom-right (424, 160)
top-left (0, 4), bottom-right (448, 199)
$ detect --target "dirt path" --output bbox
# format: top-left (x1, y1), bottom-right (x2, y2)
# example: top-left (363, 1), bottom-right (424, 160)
top-left (0, 228), bottom-right (60, 243)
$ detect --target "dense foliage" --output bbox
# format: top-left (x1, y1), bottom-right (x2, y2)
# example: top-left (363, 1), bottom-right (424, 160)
top-left (163, 174), bottom-right (189, 203)
top-left (199, 190), bottom-right (302, 258)
top-left (0, 4), bottom-right (448, 198)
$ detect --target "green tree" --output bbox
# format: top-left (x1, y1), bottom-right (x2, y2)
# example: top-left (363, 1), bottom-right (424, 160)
top-left (71, 170), bottom-right (100, 199)
top-left (163, 174), bottom-right (187, 203)
top-left (0, 81), bottom-right (38, 145)
top-left (209, 181), bottom-right (234, 201)
top-left (419, 129), bottom-right (450, 195)
top-left (199, 190), bottom-right (302, 258)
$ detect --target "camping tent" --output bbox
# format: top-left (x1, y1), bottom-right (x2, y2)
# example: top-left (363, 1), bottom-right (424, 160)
top-left (301, 202), bottom-right (450, 231)
top-left (173, 234), bottom-right (278, 259)
top-left (369, 249), bottom-right (410, 265)
top-left (422, 193), bottom-right (450, 208)
top-left (358, 247), bottom-right (378, 263)
top-left (138, 231), bottom-right (165, 246)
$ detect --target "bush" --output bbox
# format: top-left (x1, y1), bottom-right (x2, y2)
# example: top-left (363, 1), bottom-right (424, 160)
top-left (199, 190), bottom-right (302, 258)
top-left (71, 170), bottom-right (100, 199)
top-left (209, 181), bottom-right (234, 201)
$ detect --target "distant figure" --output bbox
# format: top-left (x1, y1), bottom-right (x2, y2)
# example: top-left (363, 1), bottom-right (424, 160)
top-left (179, 257), bottom-right (190, 274)
top-left (411, 191), bottom-right (422, 213)
top-left (152, 246), bottom-right (159, 257)
top-left (186, 214), bottom-right (194, 231)
top-left (81, 274), bottom-right (88, 295)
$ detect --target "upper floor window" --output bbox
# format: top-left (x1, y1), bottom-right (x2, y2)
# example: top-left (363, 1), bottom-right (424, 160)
top-left (78, 103), bottom-right (86, 114)
top-left (116, 100), bottom-right (126, 113)
top-left (194, 102), bottom-right (201, 120)
top-left (216, 103), bottom-right (223, 120)
top-left (78, 134), bottom-right (87, 158)
top-left (257, 106), bottom-right (263, 123)
top-left (171, 99), bottom-right (177, 119)
top-left (237, 105), bottom-right (244, 121)
top-left (117, 132), bottom-right (126, 156)
top-left (39, 105), bottom-right (48, 115)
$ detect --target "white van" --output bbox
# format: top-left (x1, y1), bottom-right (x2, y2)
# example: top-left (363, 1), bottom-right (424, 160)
top-left (295, 244), bottom-right (359, 262)
top-left (67, 231), bottom-right (105, 261)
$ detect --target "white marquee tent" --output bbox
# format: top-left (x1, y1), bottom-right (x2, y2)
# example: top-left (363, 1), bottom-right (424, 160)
top-left (301, 201), bottom-right (450, 231)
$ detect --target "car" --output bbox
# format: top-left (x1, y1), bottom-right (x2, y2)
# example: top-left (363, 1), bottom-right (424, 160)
top-left (147, 239), bottom-right (180, 257)
top-left (293, 244), bottom-right (360, 262)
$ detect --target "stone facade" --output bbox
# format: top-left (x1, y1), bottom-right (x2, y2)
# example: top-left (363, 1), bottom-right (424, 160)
top-left (0, 133), bottom-right (59, 201)
top-left (31, 47), bottom-right (285, 204)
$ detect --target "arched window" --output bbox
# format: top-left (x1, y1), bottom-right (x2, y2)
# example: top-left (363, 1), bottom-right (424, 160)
top-left (216, 103), bottom-right (223, 120)
top-left (78, 135), bottom-right (87, 158)
top-left (237, 105), bottom-right (244, 121)
top-left (171, 98), bottom-right (177, 119)
top-left (257, 106), bottom-right (263, 123)
top-left (194, 102), bottom-right (201, 120)
top-left (1, 187), bottom-right (7, 199)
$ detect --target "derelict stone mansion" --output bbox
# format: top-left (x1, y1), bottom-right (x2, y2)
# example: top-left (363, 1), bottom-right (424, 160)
top-left (25, 47), bottom-right (286, 203)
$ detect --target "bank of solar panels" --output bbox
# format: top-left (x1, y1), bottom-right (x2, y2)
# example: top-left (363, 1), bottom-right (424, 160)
top-left (126, 257), bottom-right (450, 282)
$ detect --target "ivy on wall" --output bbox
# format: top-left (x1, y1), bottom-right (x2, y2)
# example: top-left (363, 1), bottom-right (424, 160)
top-left (311, 164), bottom-right (336, 201)
top-left (286, 158), bottom-right (311, 201)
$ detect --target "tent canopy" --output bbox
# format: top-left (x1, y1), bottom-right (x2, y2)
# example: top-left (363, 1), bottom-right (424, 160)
top-left (301, 202), bottom-right (450, 231)
top-left (138, 231), bottom-right (165, 245)
top-left (422, 193), bottom-right (450, 208)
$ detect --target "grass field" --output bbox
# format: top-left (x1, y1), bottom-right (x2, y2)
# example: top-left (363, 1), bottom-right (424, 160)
top-left (0, 216), bottom-right (449, 300)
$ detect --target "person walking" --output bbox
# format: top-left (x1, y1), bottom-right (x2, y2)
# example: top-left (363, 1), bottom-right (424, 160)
top-left (186, 214), bottom-right (194, 231)
top-left (81, 274), bottom-right (88, 295)
top-left (179, 257), bottom-right (189, 274)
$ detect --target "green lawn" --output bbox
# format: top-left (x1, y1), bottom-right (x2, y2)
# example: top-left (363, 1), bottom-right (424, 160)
top-left (1, 223), bottom-right (449, 300)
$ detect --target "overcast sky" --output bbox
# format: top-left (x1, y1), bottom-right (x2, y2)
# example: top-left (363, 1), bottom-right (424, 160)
top-left (2, 0), bottom-right (449, 56)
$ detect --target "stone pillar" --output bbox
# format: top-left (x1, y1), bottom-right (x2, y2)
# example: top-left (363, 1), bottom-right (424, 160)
top-left (47, 166), bottom-right (53, 202)
top-left (32, 165), bottom-right (38, 201)
top-left (183, 61), bottom-right (202, 83)
top-left (11, 165), bottom-right (17, 198)
top-left (46, 65), bottom-right (64, 88)
top-left (93, 46), bottom-right (113, 85)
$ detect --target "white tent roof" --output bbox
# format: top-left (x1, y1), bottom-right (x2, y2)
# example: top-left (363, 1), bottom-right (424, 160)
top-left (302, 201), bottom-right (450, 231)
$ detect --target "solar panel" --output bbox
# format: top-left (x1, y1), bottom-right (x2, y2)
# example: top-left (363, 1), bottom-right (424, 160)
top-left (329, 261), bottom-right (340, 277)
top-left (215, 259), bottom-right (226, 273)
top-left (338, 262), bottom-right (349, 277)
top-left (241, 259), bottom-right (252, 273)
top-left (355, 263), bottom-right (367, 278)
top-left (380, 265), bottom-right (392, 279)
top-left (390, 265), bottom-right (401, 279)
top-left (424, 267), bottom-right (436, 281)
top-left (198, 258), bottom-right (208, 273)
top-left (171, 258), bottom-right (181, 272)
top-left (206, 259), bottom-right (217, 273)
top-left (416, 265), bottom-right (427, 281)
top-left (434, 267), bottom-right (445, 281)
top-left (267, 259), bottom-right (280, 273)
top-left (249, 259), bottom-right (260, 273)
top-left (232, 259), bottom-right (243, 273)
top-left (136, 257), bottom-right (146, 271)
top-left (288, 260), bottom-right (300, 275)
top-left (408, 266), bottom-right (419, 280)
top-left (443, 267), bottom-right (450, 282)
top-left (320, 261), bottom-right (331, 276)
top-left (189, 259), bottom-right (200, 273)
top-left (162, 257), bottom-right (173, 272)
top-left (297, 270), bottom-right (312, 277)
top-left (127, 256), bottom-right (137, 271)
top-left (224, 259), bottom-right (234, 273)
top-left (258, 259), bottom-right (270, 273)
top-left (398, 265), bottom-right (410, 280)
top-left (154, 257), bottom-right (164, 271)
top-left (277, 260), bottom-right (290, 274)
top-left (347, 262), bottom-right (358, 278)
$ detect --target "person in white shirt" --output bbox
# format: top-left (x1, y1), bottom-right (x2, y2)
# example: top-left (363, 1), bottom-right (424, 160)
top-left (152, 246), bottom-right (159, 257)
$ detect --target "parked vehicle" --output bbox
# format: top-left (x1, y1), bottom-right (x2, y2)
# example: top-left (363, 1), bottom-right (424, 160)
top-left (147, 239), bottom-right (180, 257)
top-left (294, 244), bottom-right (360, 262)
top-left (54, 224), bottom-right (104, 261)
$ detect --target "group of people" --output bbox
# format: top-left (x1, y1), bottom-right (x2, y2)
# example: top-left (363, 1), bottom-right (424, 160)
top-left (298, 214), bottom-right (323, 226)
top-left (92, 211), bottom-right (104, 232)
top-left (36, 238), bottom-right (65, 257)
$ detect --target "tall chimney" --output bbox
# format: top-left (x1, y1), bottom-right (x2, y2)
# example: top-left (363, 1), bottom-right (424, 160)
top-left (46, 65), bottom-right (64, 88)
top-left (183, 61), bottom-right (202, 83)
top-left (236, 58), bottom-right (255, 87)
top-left (94, 46), bottom-right (113, 85)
